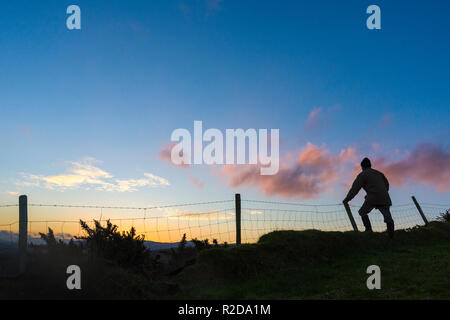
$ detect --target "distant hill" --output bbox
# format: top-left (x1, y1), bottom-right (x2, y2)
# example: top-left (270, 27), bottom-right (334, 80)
top-left (0, 231), bottom-right (193, 252)
top-left (144, 240), bottom-right (194, 251)
top-left (0, 239), bottom-right (16, 251)
top-left (0, 231), bottom-right (17, 244)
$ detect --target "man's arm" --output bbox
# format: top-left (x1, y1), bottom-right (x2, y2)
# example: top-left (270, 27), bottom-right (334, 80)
top-left (343, 174), bottom-right (363, 203)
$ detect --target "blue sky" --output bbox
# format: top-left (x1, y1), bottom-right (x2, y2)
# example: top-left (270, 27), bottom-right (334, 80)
top-left (0, 0), bottom-right (449, 214)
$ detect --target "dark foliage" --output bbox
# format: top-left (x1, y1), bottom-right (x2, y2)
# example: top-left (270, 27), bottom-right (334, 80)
top-left (76, 219), bottom-right (157, 273)
top-left (37, 227), bottom-right (82, 255)
top-left (191, 238), bottom-right (211, 251)
top-left (39, 227), bottom-right (61, 247)
top-left (438, 209), bottom-right (450, 222)
top-left (167, 234), bottom-right (197, 275)
top-left (191, 237), bottom-right (228, 251)
top-left (169, 233), bottom-right (187, 264)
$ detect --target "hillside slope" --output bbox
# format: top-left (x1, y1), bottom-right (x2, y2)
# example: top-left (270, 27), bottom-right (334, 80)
top-left (1, 222), bottom-right (449, 299)
top-left (171, 221), bottom-right (450, 299)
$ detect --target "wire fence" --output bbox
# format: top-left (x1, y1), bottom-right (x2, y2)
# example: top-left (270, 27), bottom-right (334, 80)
top-left (0, 200), bottom-right (237, 249)
top-left (0, 197), bottom-right (448, 249)
top-left (240, 200), bottom-right (448, 242)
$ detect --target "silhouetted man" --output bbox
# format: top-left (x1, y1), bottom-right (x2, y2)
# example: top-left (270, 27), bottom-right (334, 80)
top-left (343, 158), bottom-right (395, 238)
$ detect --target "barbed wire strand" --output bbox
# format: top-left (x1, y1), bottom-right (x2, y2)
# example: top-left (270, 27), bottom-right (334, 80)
top-left (0, 199), bottom-right (448, 246)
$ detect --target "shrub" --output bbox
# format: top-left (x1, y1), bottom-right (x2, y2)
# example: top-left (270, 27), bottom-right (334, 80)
top-left (39, 227), bottom-right (61, 247)
top-left (76, 219), bottom-right (156, 273)
top-left (191, 238), bottom-right (211, 251)
top-left (167, 234), bottom-right (198, 274)
top-left (37, 228), bottom-right (82, 255)
top-left (191, 237), bottom-right (228, 251)
top-left (438, 209), bottom-right (450, 223)
top-left (169, 233), bottom-right (187, 264)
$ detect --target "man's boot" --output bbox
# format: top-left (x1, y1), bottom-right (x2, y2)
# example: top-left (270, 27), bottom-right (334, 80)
top-left (387, 222), bottom-right (394, 239)
top-left (361, 215), bottom-right (373, 233)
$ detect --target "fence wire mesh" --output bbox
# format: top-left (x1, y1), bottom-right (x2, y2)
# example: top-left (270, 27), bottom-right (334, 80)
top-left (0, 198), bottom-right (448, 248)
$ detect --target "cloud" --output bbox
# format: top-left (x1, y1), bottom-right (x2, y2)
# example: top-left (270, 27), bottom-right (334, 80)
top-left (221, 143), bottom-right (357, 199)
top-left (163, 208), bottom-right (234, 221)
top-left (371, 142), bottom-right (381, 151)
top-left (306, 107), bottom-right (323, 129)
top-left (70, 159), bottom-right (112, 179)
top-left (18, 158), bottom-right (170, 192)
top-left (109, 173), bottom-right (170, 192)
top-left (159, 143), bottom-right (207, 189)
top-left (7, 191), bottom-right (20, 196)
top-left (159, 142), bottom-right (189, 169)
top-left (370, 144), bottom-right (450, 192)
top-left (305, 105), bottom-right (341, 131)
top-left (159, 132), bottom-right (448, 197)
top-left (190, 176), bottom-right (205, 189)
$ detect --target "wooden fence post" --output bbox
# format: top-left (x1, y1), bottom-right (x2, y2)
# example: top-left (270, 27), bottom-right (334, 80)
top-left (235, 194), bottom-right (241, 245)
top-left (412, 196), bottom-right (429, 225)
top-left (344, 202), bottom-right (359, 232)
top-left (19, 195), bottom-right (28, 274)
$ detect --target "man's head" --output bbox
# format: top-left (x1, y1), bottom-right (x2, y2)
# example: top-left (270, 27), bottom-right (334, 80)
top-left (361, 157), bottom-right (371, 170)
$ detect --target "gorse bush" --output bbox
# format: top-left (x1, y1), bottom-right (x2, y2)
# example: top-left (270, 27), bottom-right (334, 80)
top-left (169, 233), bottom-right (187, 264)
top-left (76, 219), bottom-right (156, 273)
top-left (191, 238), bottom-right (211, 251)
top-left (191, 237), bottom-right (228, 251)
top-left (39, 227), bottom-right (61, 247)
top-left (38, 227), bottom-right (81, 250)
top-left (438, 209), bottom-right (450, 222)
top-left (168, 234), bottom-right (195, 273)
top-left (166, 235), bottom-right (230, 275)
top-left (178, 233), bottom-right (187, 252)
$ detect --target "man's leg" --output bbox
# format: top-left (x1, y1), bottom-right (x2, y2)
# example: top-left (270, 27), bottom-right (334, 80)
top-left (378, 206), bottom-right (394, 238)
top-left (358, 202), bottom-right (374, 232)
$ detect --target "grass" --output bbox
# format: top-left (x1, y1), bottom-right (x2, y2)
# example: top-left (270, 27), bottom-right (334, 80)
top-left (1, 221), bottom-right (449, 299)
top-left (170, 221), bottom-right (450, 299)
top-left (171, 241), bottom-right (450, 299)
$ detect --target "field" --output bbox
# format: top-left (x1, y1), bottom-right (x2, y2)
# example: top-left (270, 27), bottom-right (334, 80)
top-left (173, 224), bottom-right (450, 299)
top-left (1, 221), bottom-right (449, 299)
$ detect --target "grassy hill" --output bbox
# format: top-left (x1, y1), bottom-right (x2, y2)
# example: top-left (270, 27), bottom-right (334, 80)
top-left (1, 221), bottom-right (449, 299)
top-left (170, 221), bottom-right (450, 299)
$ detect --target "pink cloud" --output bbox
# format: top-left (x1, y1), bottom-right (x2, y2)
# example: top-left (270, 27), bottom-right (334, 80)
top-left (305, 105), bottom-right (341, 131)
top-left (372, 144), bottom-right (450, 192)
top-left (158, 142), bottom-right (189, 169)
top-left (189, 176), bottom-right (205, 189)
top-left (371, 142), bottom-right (381, 151)
top-left (221, 143), bottom-right (356, 199)
top-left (306, 107), bottom-right (323, 129)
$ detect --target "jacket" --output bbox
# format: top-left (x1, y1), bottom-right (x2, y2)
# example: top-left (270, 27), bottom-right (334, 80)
top-left (344, 168), bottom-right (392, 206)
